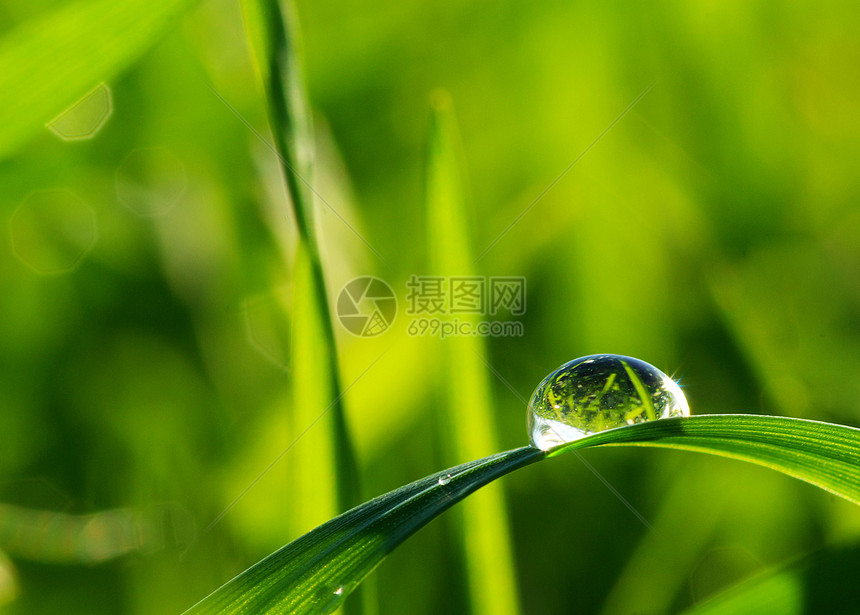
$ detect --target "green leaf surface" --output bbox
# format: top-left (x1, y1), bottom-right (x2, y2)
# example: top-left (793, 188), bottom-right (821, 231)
top-left (185, 414), bottom-right (860, 613)
top-left (556, 414), bottom-right (860, 505)
top-left (183, 446), bottom-right (544, 614)
top-left (0, 0), bottom-right (195, 159)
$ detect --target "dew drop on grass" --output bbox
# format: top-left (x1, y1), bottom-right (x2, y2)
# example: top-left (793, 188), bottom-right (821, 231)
top-left (438, 474), bottom-right (452, 486)
top-left (311, 585), bottom-right (346, 615)
top-left (527, 354), bottom-right (689, 450)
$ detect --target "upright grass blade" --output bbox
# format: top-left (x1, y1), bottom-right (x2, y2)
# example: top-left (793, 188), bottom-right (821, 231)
top-left (185, 415), bottom-right (860, 613)
top-left (289, 245), bottom-right (339, 533)
top-left (240, 0), bottom-right (360, 513)
top-left (426, 92), bottom-right (522, 615)
top-left (0, 0), bottom-right (196, 159)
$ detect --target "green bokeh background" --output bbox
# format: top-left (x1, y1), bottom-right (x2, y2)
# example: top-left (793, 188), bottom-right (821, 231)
top-left (0, 0), bottom-right (858, 613)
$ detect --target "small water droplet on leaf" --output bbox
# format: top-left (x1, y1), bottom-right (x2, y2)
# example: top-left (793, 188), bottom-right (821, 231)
top-left (312, 585), bottom-right (347, 615)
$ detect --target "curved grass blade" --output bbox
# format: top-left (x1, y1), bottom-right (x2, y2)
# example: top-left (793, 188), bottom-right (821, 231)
top-left (183, 446), bottom-right (544, 614)
top-left (0, 0), bottom-right (195, 159)
top-left (185, 414), bottom-right (860, 613)
top-left (553, 414), bottom-right (860, 505)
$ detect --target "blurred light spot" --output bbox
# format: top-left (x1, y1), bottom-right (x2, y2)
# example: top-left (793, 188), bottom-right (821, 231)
top-left (0, 550), bottom-right (17, 606)
top-left (9, 190), bottom-right (96, 274)
top-left (0, 501), bottom-right (195, 564)
top-left (242, 294), bottom-right (291, 370)
top-left (690, 545), bottom-right (765, 603)
top-left (116, 147), bottom-right (187, 216)
top-left (46, 83), bottom-right (112, 140)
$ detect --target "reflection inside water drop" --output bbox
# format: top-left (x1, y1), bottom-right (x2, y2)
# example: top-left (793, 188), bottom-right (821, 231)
top-left (527, 354), bottom-right (689, 450)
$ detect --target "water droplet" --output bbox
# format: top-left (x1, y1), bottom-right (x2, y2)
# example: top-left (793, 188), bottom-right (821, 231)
top-left (312, 585), bottom-right (346, 615)
top-left (438, 474), bottom-right (452, 486)
top-left (528, 354), bottom-right (689, 450)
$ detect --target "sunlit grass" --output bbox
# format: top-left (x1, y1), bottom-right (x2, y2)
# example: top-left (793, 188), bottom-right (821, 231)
top-left (185, 415), bottom-right (860, 612)
top-left (426, 91), bottom-right (521, 615)
top-left (0, 0), bottom-right (858, 613)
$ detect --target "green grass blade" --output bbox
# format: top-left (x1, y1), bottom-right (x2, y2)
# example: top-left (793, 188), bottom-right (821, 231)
top-left (680, 542), bottom-right (860, 615)
top-left (240, 0), bottom-right (314, 239)
top-left (684, 572), bottom-right (803, 615)
top-left (0, 0), bottom-right (195, 159)
top-left (185, 414), bottom-right (860, 613)
top-left (289, 245), bottom-right (339, 533)
top-left (426, 91), bottom-right (522, 615)
top-left (240, 0), bottom-right (360, 510)
top-left (183, 446), bottom-right (545, 614)
top-left (552, 414), bottom-right (860, 505)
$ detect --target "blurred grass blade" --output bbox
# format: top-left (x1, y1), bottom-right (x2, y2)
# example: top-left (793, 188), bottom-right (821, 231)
top-left (240, 2), bottom-right (365, 612)
top-left (240, 0), bottom-right (360, 509)
top-left (240, 0), bottom-right (314, 238)
top-left (680, 542), bottom-right (860, 615)
top-left (684, 572), bottom-right (803, 615)
top-left (0, 502), bottom-right (173, 564)
top-left (599, 460), bottom-right (727, 615)
top-left (183, 446), bottom-right (544, 614)
top-left (0, 549), bottom-right (16, 607)
top-left (185, 415), bottom-right (860, 613)
top-left (289, 245), bottom-right (338, 534)
top-left (426, 91), bottom-right (522, 615)
top-left (0, 0), bottom-right (195, 159)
